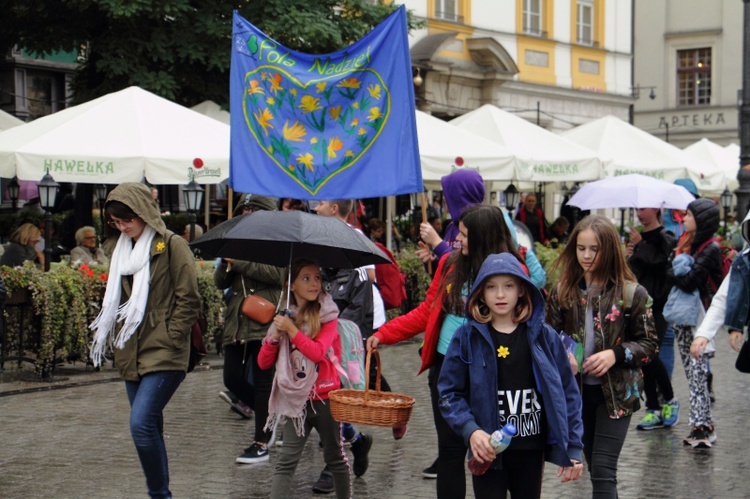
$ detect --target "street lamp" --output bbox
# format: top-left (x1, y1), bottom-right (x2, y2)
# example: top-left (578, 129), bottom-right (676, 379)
top-left (94, 184), bottom-right (108, 239)
top-left (721, 187), bottom-right (733, 234)
top-left (7, 176), bottom-right (19, 210)
top-left (38, 169), bottom-right (59, 272)
top-left (183, 179), bottom-right (203, 243)
top-left (504, 183), bottom-right (521, 212)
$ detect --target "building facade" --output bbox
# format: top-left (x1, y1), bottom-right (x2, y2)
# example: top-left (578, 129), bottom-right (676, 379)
top-left (402, 0), bottom-right (634, 130)
top-left (632, 0), bottom-right (742, 147)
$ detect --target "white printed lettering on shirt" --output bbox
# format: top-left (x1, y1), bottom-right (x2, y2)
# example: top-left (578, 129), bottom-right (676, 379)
top-left (497, 389), bottom-right (543, 437)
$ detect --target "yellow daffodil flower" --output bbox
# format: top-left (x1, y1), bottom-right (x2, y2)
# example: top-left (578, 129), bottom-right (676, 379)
top-left (282, 120), bottom-right (307, 142)
top-left (327, 137), bottom-right (343, 160)
top-left (297, 153), bottom-right (314, 171)
top-left (299, 95), bottom-right (322, 114)
top-left (254, 108), bottom-right (274, 136)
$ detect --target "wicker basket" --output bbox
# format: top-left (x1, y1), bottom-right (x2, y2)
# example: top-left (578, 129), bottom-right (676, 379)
top-left (328, 349), bottom-right (415, 428)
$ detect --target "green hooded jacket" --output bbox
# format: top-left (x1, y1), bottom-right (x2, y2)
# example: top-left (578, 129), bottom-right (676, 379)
top-left (105, 183), bottom-right (201, 381)
top-left (214, 195), bottom-right (284, 345)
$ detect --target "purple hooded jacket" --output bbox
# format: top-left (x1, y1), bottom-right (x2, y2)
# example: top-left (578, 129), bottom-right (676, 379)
top-left (432, 169), bottom-right (485, 259)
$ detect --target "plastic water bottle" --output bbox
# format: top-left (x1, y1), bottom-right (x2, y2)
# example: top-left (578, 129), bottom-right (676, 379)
top-left (467, 423), bottom-right (518, 476)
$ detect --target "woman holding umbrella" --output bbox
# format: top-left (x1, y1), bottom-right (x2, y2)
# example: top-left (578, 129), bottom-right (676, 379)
top-left (89, 182), bottom-right (200, 499)
top-left (366, 204), bottom-right (527, 498)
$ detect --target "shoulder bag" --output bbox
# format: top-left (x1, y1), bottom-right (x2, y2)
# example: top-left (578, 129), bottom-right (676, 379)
top-left (240, 277), bottom-right (277, 325)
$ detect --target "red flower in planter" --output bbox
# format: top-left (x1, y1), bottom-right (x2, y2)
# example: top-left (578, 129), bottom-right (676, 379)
top-left (98, 273), bottom-right (108, 281)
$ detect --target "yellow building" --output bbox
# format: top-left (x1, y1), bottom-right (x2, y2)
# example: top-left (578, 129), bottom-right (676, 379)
top-left (402, 0), bottom-right (633, 130)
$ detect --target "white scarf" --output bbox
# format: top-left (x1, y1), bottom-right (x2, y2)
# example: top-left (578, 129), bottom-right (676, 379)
top-left (89, 225), bottom-right (156, 366)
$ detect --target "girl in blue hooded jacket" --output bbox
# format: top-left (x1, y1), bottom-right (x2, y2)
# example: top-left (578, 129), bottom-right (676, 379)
top-left (438, 253), bottom-right (583, 498)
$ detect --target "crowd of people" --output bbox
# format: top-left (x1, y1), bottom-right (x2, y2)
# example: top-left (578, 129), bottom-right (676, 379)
top-left (3, 169), bottom-right (747, 499)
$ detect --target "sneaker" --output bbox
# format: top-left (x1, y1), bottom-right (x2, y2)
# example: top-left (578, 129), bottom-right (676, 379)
top-left (236, 443), bottom-right (269, 464)
top-left (422, 460), bottom-right (438, 479)
top-left (350, 433), bottom-right (373, 477)
top-left (312, 469), bottom-right (335, 494)
top-left (661, 400), bottom-right (680, 427)
top-left (218, 390), bottom-right (238, 406)
top-left (636, 410), bottom-right (664, 430)
top-left (392, 424), bottom-right (408, 440)
top-left (231, 401), bottom-right (253, 419)
top-left (707, 425), bottom-right (718, 444)
top-left (683, 426), bottom-right (700, 445)
top-left (690, 426), bottom-right (712, 449)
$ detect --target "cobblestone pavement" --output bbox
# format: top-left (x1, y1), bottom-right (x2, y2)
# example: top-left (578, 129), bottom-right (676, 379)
top-left (1, 334), bottom-right (749, 498)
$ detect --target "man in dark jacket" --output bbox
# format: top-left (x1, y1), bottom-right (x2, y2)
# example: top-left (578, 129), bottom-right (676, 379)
top-left (627, 208), bottom-right (679, 430)
top-left (314, 199), bottom-right (375, 491)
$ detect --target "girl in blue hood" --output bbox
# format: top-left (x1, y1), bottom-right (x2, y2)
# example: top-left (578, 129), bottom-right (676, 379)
top-left (438, 253), bottom-right (583, 498)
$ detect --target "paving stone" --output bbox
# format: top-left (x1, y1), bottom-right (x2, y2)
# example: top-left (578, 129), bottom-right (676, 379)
top-left (1, 334), bottom-right (748, 497)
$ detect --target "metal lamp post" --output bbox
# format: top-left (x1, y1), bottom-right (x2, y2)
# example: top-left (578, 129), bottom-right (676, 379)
top-left (183, 180), bottom-right (204, 243)
top-left (38, 170), bottom-right (59, 272)
top-left (7, 176), bottom-right (19, 210)
top-left (94, 184), bottom-right (108, 239)
top-left (504, 183), bottom-right (521, 212)
top-left (721, 187), bottom-right (733, 234)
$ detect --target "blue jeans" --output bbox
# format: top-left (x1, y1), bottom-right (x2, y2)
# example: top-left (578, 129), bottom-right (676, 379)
top-left (125, 371), bottom-right (185, 499)
top-left (659, 324), bottom-right (675, 379)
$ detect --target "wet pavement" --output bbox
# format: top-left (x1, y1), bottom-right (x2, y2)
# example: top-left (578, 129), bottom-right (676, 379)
top-left (1, 334), bottom-right (749, 498)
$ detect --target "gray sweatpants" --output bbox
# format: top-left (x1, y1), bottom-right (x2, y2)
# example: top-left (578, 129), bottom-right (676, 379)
top-left (270, 399), bottom-right (351, 499)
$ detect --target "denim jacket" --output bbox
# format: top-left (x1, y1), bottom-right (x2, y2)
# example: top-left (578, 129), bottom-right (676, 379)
top-left (726, 237), bottom-right (750, 332)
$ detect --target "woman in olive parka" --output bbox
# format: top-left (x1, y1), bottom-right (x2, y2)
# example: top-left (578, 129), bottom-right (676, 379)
top-left (214, 194), bottom-right (284, 465)
top-left (90, 182), bottom-right (200, 499)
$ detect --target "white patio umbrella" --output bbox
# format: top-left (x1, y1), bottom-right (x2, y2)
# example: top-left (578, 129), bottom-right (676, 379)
top-left (0, 109), bottom-right (24, 132)
top-left (561, 115), bottom-right (724, 193)
top-left (684, 138), bottom-right (739, 194)
top-left (416, 110), bottom-right (516, 183)
top-left (0, 86), bottom-right (229, 185)
top-left (191, 100), bottom-right (230, 125)
top-left (567, 174), bottom-right (696, 210)
top-left (451, 104), bottom-right (605, 183)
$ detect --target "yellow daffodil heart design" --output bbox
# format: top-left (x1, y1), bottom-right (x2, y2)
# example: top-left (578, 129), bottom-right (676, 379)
top-left (243, 67), bottom-right (390, 195)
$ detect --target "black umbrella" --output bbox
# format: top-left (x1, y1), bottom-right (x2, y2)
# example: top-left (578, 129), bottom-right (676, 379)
top-left (190, 210), bottom-right (390, 269)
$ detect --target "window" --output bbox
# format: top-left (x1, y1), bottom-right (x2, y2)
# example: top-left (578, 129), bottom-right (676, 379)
top-left (677, 48), bottom-right (711, 106)
top-left (577, 0), bottom-right (594, 45)
top-left (436, 0), bottom-right (461, 23)
top-left (523, 0), bottom-right (543, 36)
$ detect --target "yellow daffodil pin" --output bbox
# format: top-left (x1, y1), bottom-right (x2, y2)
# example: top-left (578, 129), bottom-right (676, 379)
top-left (497, 346), bottom-right (509, 359)
top-left (156, 241), bottom-right (165, 252)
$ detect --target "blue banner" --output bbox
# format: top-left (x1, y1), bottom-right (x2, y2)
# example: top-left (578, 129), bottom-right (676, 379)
top-left (230, 7), bottom-right (422, 198)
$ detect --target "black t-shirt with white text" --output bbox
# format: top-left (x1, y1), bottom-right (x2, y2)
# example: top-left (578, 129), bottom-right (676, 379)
top-left (489, 323), bottom-right (545, 451)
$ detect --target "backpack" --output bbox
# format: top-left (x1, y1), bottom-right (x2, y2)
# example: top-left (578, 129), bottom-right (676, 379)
top-left (695, 238), bottom-right (735, 292)
top-left (373, 242), bottom-right (407, 310)
top-left (329, 318), bottom-right (366, 390)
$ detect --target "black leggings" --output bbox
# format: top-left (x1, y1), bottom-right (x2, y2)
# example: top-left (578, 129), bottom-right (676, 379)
top-left (223, 341), bottom-right (274, 443)
top-left (643, 308), bottom-right (674, 410)
top-left (429, 353), bottom-right (468, 499)
top-left (471, 449), bottom-right (545, 499)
